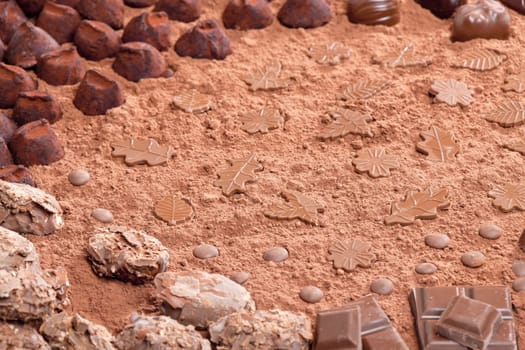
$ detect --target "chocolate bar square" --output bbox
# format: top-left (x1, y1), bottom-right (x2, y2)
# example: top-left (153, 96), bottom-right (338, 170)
top-left (314, 306), bottom-right (361, 350)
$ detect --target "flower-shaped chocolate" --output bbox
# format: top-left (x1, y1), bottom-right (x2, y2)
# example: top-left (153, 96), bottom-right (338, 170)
top-left (328, 239), bottom-right (374, 272)
top-left (430, 79), bottom-right (473, 107)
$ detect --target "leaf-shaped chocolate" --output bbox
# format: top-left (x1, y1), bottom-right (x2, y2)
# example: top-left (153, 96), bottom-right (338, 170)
top-left (308, 42), bottom-right (351, 66)
top-left (318, 110), bottom-right (373, 140)
top-left (375, 43), bottom-right (432, 68)
top-left (385, 188), bottom-right (450, 226)
top-left (264, 190), bottom-right (324, 225)
top-left (416, 126), bottom-right (459, 162)
top-left (111, 138), bottom-right (174, 166)
top-left (502, 72), bottom-right (525, 93)
top-left (214, 153), bottom-right (263, 196)
top-left (352, 148), bottom-right (398, 178)
top-left (171, 90), bottom-right (212, 114)
top-left (154, 196), bottom-right (193, 225)
top-left (240, 108), bottom-right (283, 134)
top-left (430, 79), bottom-right (473, 107)
top-left (488, 184), bottom-right (525, 212)
top-left (339, 79), bottom-right (391, 101)
top-left (243, 61), bottom-right (286, 91)
top-left (483, 101), bottom-right (525, 127)
top-left (453, 49), bottom-right (507, 71)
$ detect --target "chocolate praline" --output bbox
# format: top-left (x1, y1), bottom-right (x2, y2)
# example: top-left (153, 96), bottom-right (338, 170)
top-left (154, 0), bottom-right (201, 22)
top-left (36, 44), bottom-right (85, 86)
top-left (76, 0), bottom-right (125, 29)
top-left (122, 12), bottom-right (171, 51)
top-left (0, 63), bottom-right (37, 109)
top-left (0, 1), bottom-right (26, 44)
top-left (452, 0), bottom-right (510, 41)
top-left (347, 0), bottom-right (400, 26)
top-left (5, 22), bottom-right (59, 69)
top-left (112, 42), bottom-right (168, 82)
top-left (175, 19), bottom-right (232, 59)
top-left (416, 0), bottom-right (466, 19)
top-left (36, 2), bottom-right (81, 44)
top-left (74, 20), bottom-right (121, 61)
top-left (278, 0), bottom-right (331, 28)
top-left (73, 70), bottom-right (125, 115)
top-left (223, 0), bottom-right (274, 30)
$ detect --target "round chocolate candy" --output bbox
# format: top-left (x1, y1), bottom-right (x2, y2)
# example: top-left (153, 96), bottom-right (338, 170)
top-left (278, 0), bottom-right (331, 29)
top-left (452, 0), bottom-right (510, 42)
top-left (347, 0), bottom-right (400, 26)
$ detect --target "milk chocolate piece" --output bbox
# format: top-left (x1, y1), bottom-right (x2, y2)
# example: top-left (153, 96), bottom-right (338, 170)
top-left (278, 0), bottom-right (331, 28)
top-left (8, 119), bottom-right (64, 166)
top-left (154, 0), bottom-right (202, 22)
top-left (175, 19), bottom-right (232, 60)
top-left (73, 70), bottom-right (125, 115)
top-left (347, 0), bottom-right (400, 26)
top-left (223, 0), bottom-right (273, 29)
top-left (15, 0), bottom-right (46, 17)
top-left (0, 165), bottom-right (35, 186)
top-left (0, 112), bottom-right (17, 143)
top-left (409, 287), bottom-right (517, 350)
top-left (0, 139), bottom-right (13, 167)
top-left (314, 306), bottom-right (361, 350)
top-left (36, 44), bottom-right (85, 86)
top-left (13, 91), bottom-right (63, 125)
top-left (452, 0), bottom-right (510, 42)
top-left (0, 1), bottom-right (26, 44)
top-left (74, 20), bottom-right (121, 61)
top-left (76, 0), bottom-right (125, 29)
top-left (36, 2), bottom-right (81, 44)
top-left (5, 22), bottom-right (59, 69)
top-left (112, 42), bottom-right (168, 82)
top-left (124, 0), bottom-right (158, 7)
top-left (416, 0), bottom-right (466, 18)
top-left (122, 12), bottom-right (171, 51)
top-left (0, 63), bottom-right (37, 109)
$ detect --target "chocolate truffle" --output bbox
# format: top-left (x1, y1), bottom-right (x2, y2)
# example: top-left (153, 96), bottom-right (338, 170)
top-left (0, 39), bottom-right (4, 61)
top-left (122, 12), bottom-right (171, 51)
top-left (13, 91), bottom-right (63, 125)
top-left (15, 0), bottom-right (46, 17)
top-left (0, 112), bottom-right (17, 143)
top-left (125, 0), bottom-right (158, 7)
top-left (36, 2), bottom-right (81, 44)
top-left (0, 1), bottom-right (26, 44)
top-left (278, 0), bottom-right (331, 28)
top-left (73, 70), bottom-right (125, 115)
top-left (175, 19), bottom-right (232, 59)
top-left (76, 0), bottom-right (125, 29)
top-left (0, 138), bottom-right (13, 167)
top-left (113, 42), bottom-right (168, 82)
top-left (416, 0), bottom-right (466, 19)
top-left (0, 164), bottom-right (35, 186)
top-left (36, 44), bottom-right (85, 86)
top-left (347, 0), bottom-right (400, 26)
top-left (452, 0), bottom-right (510, 41)
top-left (74, 20), bottom-right (121, 61)
top-left (154, 0), bottom-right (201, 22)
top-left (8, 119), bottom-right (65, 166)
top-left (223, 0), bottom-right (274, 30)
top-left (0, 63), bottom-right (37, 109)
top-left (5, 22), bottom-right (59, 69)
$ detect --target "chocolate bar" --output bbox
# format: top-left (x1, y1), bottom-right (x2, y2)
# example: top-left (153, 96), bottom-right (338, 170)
top-left (314, 306), bottom-right (361, 350)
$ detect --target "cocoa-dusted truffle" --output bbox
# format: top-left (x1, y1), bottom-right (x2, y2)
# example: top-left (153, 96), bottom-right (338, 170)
top-left (36, 44), bottom-right (85, 86)
top-left (73, 70), bottom-right (125, 115)
top-left (15, 0), bottom-right (46, 17)
top-left (347, 0), bottom-right (400, 26)
top-left (0, 164), bottom-right (35, 186)
top-left (452, 0), bottom-right (510, 41)
top-left (278, 0), bottom-right (331, 28)
top-left (76, 0), bottom-right (125, 29)
top-left (5, 22), bottom-right (59, 69)
top-left (9, 119), bottom-right (64, 166)
top-left (416, 0), bottom-right (466, 19)
top-left (0, 1), bottom-right (26, 44)
top-left (154, 0), bottom-right (201, 22)
top-left (0, 63), bottom-right (37, 109)
top-left (113, 42), bottom-right (168, 82)
top-left (223, 0), bottom-right (274, 30)
top-left (13, 91), bottom-right (63, 125)
top-left (36, 2), bottom-right (81, 44)
top-left (125, 0), bottom-right (158, 7)
top-left (122, 12), bottom-right (171, 51)
top-left (0, 138), bottom-right (13, 167)
top-left (74, 20), bottom-right (121, 61)
top-left (0, 112), bottom-right (17, 143)
top-left (0, 39), bottom-right (4, 61)
top-left (175, 19), bottom-right (232, 60)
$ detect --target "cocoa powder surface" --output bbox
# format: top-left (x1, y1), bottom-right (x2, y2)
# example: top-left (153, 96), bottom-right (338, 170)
top-left (9, 0), bottom-right (525, 347)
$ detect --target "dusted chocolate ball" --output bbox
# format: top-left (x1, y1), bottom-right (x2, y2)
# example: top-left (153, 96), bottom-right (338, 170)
top-left (223, 0), bottom-right (274, 30)
top-left (125, 0), bottom-right (158, 7)
top-left (347, 0), bottom-right (399, 26)
top-left (5, 22), bottom-right (59, 69)
top-left (278, 0), bottom-right (331, 28)
top-left (113, 42), bottom-right (168, 82)
top-left (154, 0), bottom-right (201, 22)
top-left (0, 112), bottom-right (17, 143)
top-left (416, 0), bottom-right (466, 19)
top-left (175, 19), bottom-right (232, 59)
top-left (36, 2), bottom-right (81, 44)
top-left (13, 91), bottom-right (63, 125)
top-left (74, 20), bottom-right (121, 61)
top-left (36, 44), bottom-right (85, 86)
top-left (8, 119), bottom-right (65, 166)
top-left (0, 164), bottom-right (35, 186)
top-left (122, 12), bottom-right (171, 51)
top-left (452, 0), bottom-right (510, 41)
top-left (15, 0), bottom-right (46, 17)
top-left (0, 63), bottom-right (37, 109)
top-left (0, 1), bottom-right (26, 44)
top-left (0, 138), bottom-right (13, 167)
top-left (74, 70), bottom-right (125, 115)
top-left (76, 0), bottom-right (125, 29)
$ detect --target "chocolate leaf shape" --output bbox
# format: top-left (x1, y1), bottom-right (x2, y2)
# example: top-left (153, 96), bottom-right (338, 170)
top-left (111, 138), bottom-right (174, 166)
top-left (308, 42), bottom-right (351, 65)
top-left (328, 239), bottom-right (374, 271)
top-left (502, 72), bottom-right (525, 93)
top-left (318, 110), bottom-right (373, 140)
top-left (214, 153), bottom-right (263, 196)
top-left (243, 61), bottom-right (286, 91)
top-left (453, 49), bottom-right (507, 72)
top-left (488, 184), bottom-right (525, 212)
top-left (352, 148), bottom-right (398, 178)
top-left (503, 141), bottom-right (525, 155)
top-left (154, 196), bottom-right (193, 225)
top-left (171, 90), bottom-right (211, 114)
top-left (416, 126), bottom-right (459, 162)
top-left (375, 43), bottom-right (432, 68)
top-left (483, 101), bottom-right (525, 127)
top-left (240, 108), bottom-right (283, 134)
top-left (385, 188), bottom-right (450, 226)
top-left (264, 190), bottom-right (324, 225)
top-left (339, 79), bottom-right (391, 101)
top-left (430, 79), bottom-right (473, 107)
